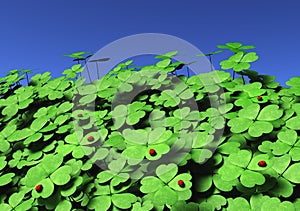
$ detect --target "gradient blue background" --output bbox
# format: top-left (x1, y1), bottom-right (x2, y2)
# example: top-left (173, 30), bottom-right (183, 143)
top-left (1, 0), bottom-right (299, 87)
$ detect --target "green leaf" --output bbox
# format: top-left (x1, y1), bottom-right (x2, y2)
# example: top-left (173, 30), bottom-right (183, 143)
top-left (122, 145), bottom-right (146, 160)
top-left (226, 42), bottom-right (243, 49)
top-left (111, 193), bottom-right (137, 209)
top-left (268, 177), bottom-right (294, 198)
top-left (156, 163), bottom-right (178, 183)
top-left (0, 138), bottom-right (10, 153)
top-left (241, 52), bottom-right (259, 62)
top-left (286, 76), bottom-right (300, 87)
top-left (30, 116), bottom-right (48, 132)
top-left (228, 150), bottom-right (252, 168)
top-left (233, 62), bottom-right (250, 72)
top-left (140, 176), bottom-right (164, 193)
top-left (97, 170), bottom-right (115, 183)
top-left (278, 129), bottom-right (297, 145)
top-left (283, 163), bottom-right (300, 183)
top-left (271, 154), bottom-right (291, 174)
top-left (90, 148), bottom-right (109, 162)
top-left (179, 88), bottom-right (194, 100)
top-left (41, 154), bottom-right (64, 175)
top-left (79, 94), bottom-right (97, 105)
top-left (57, 102), bottom-right (73, 114)
top-left (219, 164), bottom-right (243, 181)
top-left (2, 104), bottom-right (18, 117)
top-left (192, 174), bottom-right (212, 192)
top-left (289, 147), bottom-right (300, 161)
top-left (229, 51), bottom-right (244, 62)
top-left (88, 196), bottom-right (111, 211)
top-left (206, 195), bottom-right (227, 210)
top-left (41, 123), bottom-right (57, 133)
top-left (213, 174), bottom-right (237, 192)
top-left (8, 192), bottom-right (24, 208)
top-left (234, 97), bottom-right (253, 108)
top-left (127, 110), bottom-right (145, 125)
top-left (108, 158), bottom-right (126, 172)
top-left (199, 202), bottom-right (214, 211)
top-left (191, 149), bottom-right (213, 164)
top-left (0, 156), bottom-right (7, 171)
top-left (72, 146), bottom-right (85, 159)
top-left (55, 200), bottom-right (72, 211)
top-left (18, 98), bottom-right (33, 109)
top-left (110, 173), bottom-right (129, 187)
top-left (1, 123), bottom-right (16, 138)
top-left (240, 45), bottom-right (256, 50)
top-left (156, 59), bottom-right (171, 68)
top-left (286, 116), bottom-right (300, 130)
top-left (153, 186), bottom-right (177, 206)
top-left (257, 105), bottom-right (283, 121)
top-left (24, 165), bottom-right (48, 188)
top-left (0, 204), bottom-right (12, 211)
top-left (50, 166), bottom-right (72, 185)
top-left (213, 70), bottom-right (231, 83)
top-left (0, 173), bottom-right (15, 186)
top-left (163, 50), bottom-right (178, 58)
top-left (238, 103), bottom-right (260, 120)
top-left (24, 132), bottom-right (42, 145)
top-left (77, 84), bottom-right (97, 95)
top-left (227, 117), bottom-right (253, 133)
top-left (122, 129), bottom-right (148, 145)
top-left (39, 178), bottom-right (55, 198)
top-left (218, 142), bottom-right (241, 155)
top-left (112, 105), bottom-right (127, 117)
top-left (240, 170), bottom-right (265, 188)
top-left (65, 133), bottom-right (80, 145)
top-left (7, 128), bottom-right (35, 142)
top-left (248, 121), bottom-right (273, 137)
top-left (227, 197), bottom-right (251, 211)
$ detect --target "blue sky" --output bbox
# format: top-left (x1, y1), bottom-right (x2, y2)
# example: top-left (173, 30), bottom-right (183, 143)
top-left (1, 0), bottom-right (300, 87)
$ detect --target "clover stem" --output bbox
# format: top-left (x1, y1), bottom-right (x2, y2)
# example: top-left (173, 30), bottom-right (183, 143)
top-left (69, 196), bottom-right (74, 202)
top-left (25, 73), bottom-right (29, 85)
top-left (187, 66), bottom-right (190, 78)
top-left (209, 54), bottom-right (213, 71)
top-left (85, 63), bottom-right (92, 83)
top-left (95, 62), bottom-right (100, 80)
top-left (242, 74), bottom-right (245, 84)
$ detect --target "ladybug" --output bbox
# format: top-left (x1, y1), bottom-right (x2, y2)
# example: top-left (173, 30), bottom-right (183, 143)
top-left (178, 180), bottom-right (185, 188)
top-left (87, 136), bottom-right (94, 141)
top-left (257, 96), bottom-right (263, 101)
top-left (258, 160), bottom-right (267, 167)
top-left (149, 149), bottom-right (157, 156)
top-left (35, 184), bottom-right (43, 193)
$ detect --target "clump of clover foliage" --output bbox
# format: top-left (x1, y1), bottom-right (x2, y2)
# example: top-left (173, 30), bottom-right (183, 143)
top-left (1, 42), bottom-right (300, 211)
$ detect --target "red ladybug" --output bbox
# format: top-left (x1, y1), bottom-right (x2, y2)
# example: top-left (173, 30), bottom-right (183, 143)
top-left (178, 180), bottom-right (185, 188)
top-left (258, 160), bottom-right (267, 167)
top-left (257, 96), bottom-right (263, 101)
top-left (87, 136), bottom-right (94, 141)
top-left (77, 113), bottom-right (83, 117)
top-left (35, 184), bottom-right (43, 193)
top-left (149, 149), bottom-right (157, 156)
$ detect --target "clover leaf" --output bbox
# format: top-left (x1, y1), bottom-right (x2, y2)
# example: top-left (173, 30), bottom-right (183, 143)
top-left (227, 197), bottom-right (251, 211)
top-left (227, 117), bottom-right (253, 133)
top-left (283, 163), bottom-right (300, 184)
top-left (156, 163), bottom-right (178, 183)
